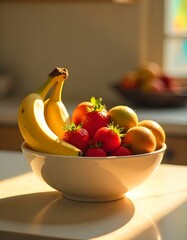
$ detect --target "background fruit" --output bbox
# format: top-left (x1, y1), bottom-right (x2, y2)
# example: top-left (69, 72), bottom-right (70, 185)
top-left (138, 120), bottom-right (166, 149)
top-left (120, 71), bottom-right (138, 90)
top-left (122, 126), bottom-right (156, 154)
top-left (108, 105), bottom-right (138, 133)
top-left (137, 61), bottom-right (162, 85)
top-left (119, 62), bottom-right (182, 95)
top-left (141, 78), bottom-right (166, 93)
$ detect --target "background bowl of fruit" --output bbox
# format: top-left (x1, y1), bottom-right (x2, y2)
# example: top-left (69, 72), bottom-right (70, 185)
top-left (19, 67), bottom-right (167, 202)
top-left (113, 62), bottom-right (187, 108)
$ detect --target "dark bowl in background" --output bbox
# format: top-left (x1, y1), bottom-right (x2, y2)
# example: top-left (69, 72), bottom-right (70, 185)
top-left (113, 84), bottom-right (187, 108)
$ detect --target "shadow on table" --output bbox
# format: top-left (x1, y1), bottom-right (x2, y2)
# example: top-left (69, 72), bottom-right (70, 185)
top-left (0, 191), bottom-right (135, 239)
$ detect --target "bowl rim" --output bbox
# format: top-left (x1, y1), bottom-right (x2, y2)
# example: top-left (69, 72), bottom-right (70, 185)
top-left (21, 141), bottom-right (167, 160)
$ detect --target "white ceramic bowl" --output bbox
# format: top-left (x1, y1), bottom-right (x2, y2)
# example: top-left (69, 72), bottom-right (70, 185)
top-left (21, 142), bottom-right (166, 202)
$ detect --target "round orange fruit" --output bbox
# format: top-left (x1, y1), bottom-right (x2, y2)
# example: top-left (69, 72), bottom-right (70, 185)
top-left (108, 105), bottom-right (138, 133)
top-left (138, 120), bottom-right (166, 149)
top-left (71, 101), bottom-right (93, 125)
top-left (122, 126), bottom-right (156, 154)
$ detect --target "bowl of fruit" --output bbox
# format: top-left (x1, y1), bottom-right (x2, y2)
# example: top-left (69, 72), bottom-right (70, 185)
top-left (114, 62), bottom-right (187, 108)
top-left (19, 67), bottom-right (167, 202)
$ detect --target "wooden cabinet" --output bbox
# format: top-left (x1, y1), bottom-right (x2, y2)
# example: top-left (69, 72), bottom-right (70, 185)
top-left (162, 136), bottom-right (187, 166)
top-left (0, 125), bottom-right (23, 151)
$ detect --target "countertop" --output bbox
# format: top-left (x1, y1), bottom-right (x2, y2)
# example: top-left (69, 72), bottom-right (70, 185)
top-left (0, 150), bottom-right (187, 240)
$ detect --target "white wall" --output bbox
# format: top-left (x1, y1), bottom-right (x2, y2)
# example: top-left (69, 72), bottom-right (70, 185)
top-left (0, 1), bottom-right (145, 107)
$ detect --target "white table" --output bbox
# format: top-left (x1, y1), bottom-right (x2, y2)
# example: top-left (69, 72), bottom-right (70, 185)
top-left (0, 150), bottom-right (187, 240)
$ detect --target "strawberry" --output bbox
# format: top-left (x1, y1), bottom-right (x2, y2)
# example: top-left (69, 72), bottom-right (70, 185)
top-left (62, 123), bottom-right (90, 154)
top-left (93, 123), bottom-right (124, 154)
top-left (84, 146), bottom-right (107, 157)
top-left (110, 145), bottom-right (133, 156)
top-left (81, 97), bottom-right (109, 138)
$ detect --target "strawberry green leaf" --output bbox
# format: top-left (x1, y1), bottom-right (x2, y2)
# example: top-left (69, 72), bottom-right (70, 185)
top-left (87, 96), bottom-right (106, 112)
top-left (108, 122), bottom-right (124, 137)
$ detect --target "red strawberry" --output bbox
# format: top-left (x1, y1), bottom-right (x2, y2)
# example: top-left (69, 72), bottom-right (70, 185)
top-left (93, 123), bottom-right (124, 154)
top-left (81, 97), bottom-right (109, 138)
top-left (110, 145), bottom-right (133, 156)
top-left (62, 123), bottom-right (90, 153)
top-left (84, 146), bottom-right (107, 157)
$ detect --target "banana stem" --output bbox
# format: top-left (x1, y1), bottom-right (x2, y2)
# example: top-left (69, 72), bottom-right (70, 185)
top-left (51, 81), bottom-right (64, 102)
top-left (36, 67), bottom-right (68, 100)
top-left (36, 76), bottom-right (54, 100)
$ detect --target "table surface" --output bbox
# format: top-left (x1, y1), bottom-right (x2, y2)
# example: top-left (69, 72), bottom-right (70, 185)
top-left (0, 150), bottom-right (187, 240)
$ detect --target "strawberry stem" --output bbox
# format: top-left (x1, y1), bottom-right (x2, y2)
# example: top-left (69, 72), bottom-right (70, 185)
top-left (87, 96), bottom-right (106, 112)
top-left (108, 122), bottom-right (124, 137)
top-left (64, 122), bottom-right (82, 132)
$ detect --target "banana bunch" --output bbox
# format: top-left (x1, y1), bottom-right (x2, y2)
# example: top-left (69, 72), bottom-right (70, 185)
top-left (18, 67), bottom-right (81, 156)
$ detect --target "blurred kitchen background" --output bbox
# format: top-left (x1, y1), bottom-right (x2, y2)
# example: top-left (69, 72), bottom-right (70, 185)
top-left (0, 0), bottom-right (154, 103)
top-left (0, 0), bottom-right (187, 165)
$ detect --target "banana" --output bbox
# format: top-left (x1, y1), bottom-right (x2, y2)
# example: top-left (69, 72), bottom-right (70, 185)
top-left (44, 72), bottom-right (70, 138)
top-left (18, 67), bottom-right (81, 156)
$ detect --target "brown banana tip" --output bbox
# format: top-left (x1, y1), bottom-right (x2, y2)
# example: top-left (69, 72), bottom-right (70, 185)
top-left (49, 67), bottom-right (69, 78)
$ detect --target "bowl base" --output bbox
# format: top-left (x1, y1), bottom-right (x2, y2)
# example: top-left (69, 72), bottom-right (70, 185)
top-left (63, 193), bottom-right (125, 203)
